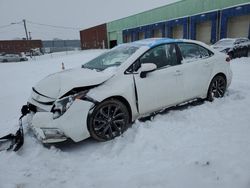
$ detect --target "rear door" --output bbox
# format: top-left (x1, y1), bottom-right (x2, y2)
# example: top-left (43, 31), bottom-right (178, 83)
top-left (134, 43), bottom-right (183, 115)
top-left (176, 42), bottom-right (214, 100)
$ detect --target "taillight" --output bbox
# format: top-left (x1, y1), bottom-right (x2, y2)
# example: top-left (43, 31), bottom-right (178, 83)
top-left (226, 56), bottom-right (231, 62)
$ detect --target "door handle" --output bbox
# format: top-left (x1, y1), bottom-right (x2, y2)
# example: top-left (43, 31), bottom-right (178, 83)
top-left (204, 62), bottom-right (210, 67)
top-left (174, 70), bottom-right (182, 76)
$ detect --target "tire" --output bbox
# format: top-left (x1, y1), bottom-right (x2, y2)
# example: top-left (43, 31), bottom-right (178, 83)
top-left (207, 75), bottom-right (227, 102)
top-left (228, 51), bottom-right (234, 59)
top-left (2, 59), bottom-right (8, 63)
top-left (239, 48), bottom-right (247, 57)
top-left (243, 48), bottom-right (248, 57)
top-left (88, 99), bottom-right (130, 141)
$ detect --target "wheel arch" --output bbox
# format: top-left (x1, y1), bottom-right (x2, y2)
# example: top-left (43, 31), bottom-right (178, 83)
top-left (87, 95), bottom-right (133, 132)
top-left (86, 95), bottom-right (132, 141)
top-left (102, 96), bottom-right (132, 123)
top-left (206, 72), bottom-right (227, 98)
top-left (212, 73), bottom-right (227, 84)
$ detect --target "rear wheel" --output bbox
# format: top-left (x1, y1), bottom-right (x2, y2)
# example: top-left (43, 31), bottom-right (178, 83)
top-left (207, 75), bottom-right (227, 101)
top-left (88, 99), bottom-right (130, 141)
top-left (243, 47), bottom-right (248, 57)
top-left (228, 51), bottom-right (234, 59)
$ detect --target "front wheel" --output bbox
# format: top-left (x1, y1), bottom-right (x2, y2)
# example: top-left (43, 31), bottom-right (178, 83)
top-left (88, 99), bottom-right (130, 141)
top-left (207, 75), bottom-right (227, 102)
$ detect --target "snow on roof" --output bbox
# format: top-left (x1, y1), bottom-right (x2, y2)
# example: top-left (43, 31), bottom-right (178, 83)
top-left (130, 38), bottom-right (183, 48)
top-left (219, 38), bottom-right (249, 41)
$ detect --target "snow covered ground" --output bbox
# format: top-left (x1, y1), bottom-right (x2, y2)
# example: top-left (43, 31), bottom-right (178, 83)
top-left (0, 51), bottom-right (250, 188)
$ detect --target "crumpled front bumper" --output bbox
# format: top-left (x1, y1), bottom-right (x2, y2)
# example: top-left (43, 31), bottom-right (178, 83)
top-left (30, 99), bottom-right (95, 143)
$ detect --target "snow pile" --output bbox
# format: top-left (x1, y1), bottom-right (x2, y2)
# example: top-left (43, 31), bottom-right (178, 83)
top-left (0, 52), bottom-right (250, 188)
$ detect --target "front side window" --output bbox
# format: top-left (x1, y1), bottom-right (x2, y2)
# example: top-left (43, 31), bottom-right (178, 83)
top-left (178, 43), bottom-right (212, 63)
top-left (140, 43), bottom-right (179, 69)
top-left (82, 44), bottom-right (139, 71)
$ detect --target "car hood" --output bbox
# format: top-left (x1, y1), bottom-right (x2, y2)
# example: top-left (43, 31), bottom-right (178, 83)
top-left (34, 68), bottom-right (114, 99)
top-left (211, 45), bottom-right (232, 52)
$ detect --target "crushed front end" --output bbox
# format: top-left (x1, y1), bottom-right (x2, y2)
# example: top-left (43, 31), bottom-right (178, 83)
top-left (27, 88), bottom-right (96, 143)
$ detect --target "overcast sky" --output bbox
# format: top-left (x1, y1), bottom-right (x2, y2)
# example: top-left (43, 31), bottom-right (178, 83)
top-left (0, 0), bottom-right (179, 40)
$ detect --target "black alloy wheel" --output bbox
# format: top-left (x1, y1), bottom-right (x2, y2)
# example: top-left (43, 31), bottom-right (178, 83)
top-left (88, 99), bottom-right (130, 141)
top-left (228, 51), bottom-right (234, 59)
top-left (207, 75), bottom-right (227, 101)
top-left (243, 47), bottom-right (248, 57)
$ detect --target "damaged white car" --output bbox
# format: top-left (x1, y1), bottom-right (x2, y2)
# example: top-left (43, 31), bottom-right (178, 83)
top-left (23, 38), bottom-right (232, 144)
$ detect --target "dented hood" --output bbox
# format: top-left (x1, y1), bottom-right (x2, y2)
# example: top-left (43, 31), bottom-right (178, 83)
top-left (34, 68), bottom-right (114, 99)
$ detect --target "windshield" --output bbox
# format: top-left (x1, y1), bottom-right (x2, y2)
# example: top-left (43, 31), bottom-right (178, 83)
top-left (214, 39), bottom-right (235, 46)
top-left (82, 45), bottom-right (139, 71)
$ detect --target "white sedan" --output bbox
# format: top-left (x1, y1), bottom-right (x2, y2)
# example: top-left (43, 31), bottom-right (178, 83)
top-left (0, 53), bottom-right (28, 62)
top-left (25, 38), bottom-right (232, 143)
top-left (211, 38), bottom-right (250, 58)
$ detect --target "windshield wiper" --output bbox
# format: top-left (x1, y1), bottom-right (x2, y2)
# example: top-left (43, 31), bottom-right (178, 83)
top-left (82, 65), bottom-right (103, 71)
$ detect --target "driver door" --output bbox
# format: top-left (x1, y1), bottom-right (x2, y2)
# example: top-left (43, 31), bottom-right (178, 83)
top-left (134, 44), bottom-right (184, 115)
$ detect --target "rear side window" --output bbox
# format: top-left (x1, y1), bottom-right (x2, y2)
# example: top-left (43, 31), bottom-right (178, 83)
top-left (178, 43), bottom-right (213, 63)
top-left (140, 43), bottom-right (179, 69)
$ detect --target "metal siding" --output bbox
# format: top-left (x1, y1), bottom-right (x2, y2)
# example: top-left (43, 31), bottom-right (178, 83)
top-left (127, 35), bottom-right (132, 42)
top-left (196, 21), bottom-right (212, 44)
top-left (80, 24), bottom-right (108, 49)
top-left (153, 29), bottom-right (162, 37)
top-left (190, 11), bottom-right (218, 43)
top-left (107, 0), bottom-right (249, 34)
top-left (131, 29), bottom-right (137, 41)
top-left (220, 4), bottom-right (250, 39)
top-left (109, 31), bottom-right (117, 41)
top-left (166, 17), bottom-right (189, 39)
top-left (0, 40), bottom-right (42, 53)
top-left (104, 0), bottom-right (250, 43)
top-left (42, 40), bottom-right (80, 52)
top-left (139, 32), bottom-right (145, 40)
top-left (173, 25), bottom-right (183, 39)
top-left (227, 15), bottom-right (250, 38)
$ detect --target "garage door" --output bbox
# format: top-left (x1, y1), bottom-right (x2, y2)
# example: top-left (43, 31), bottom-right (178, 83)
top-left (196, 21), bottom-right (212, 44)
top-left (126, 35), bottom-right (132, 43)
top-left (227, 15), bottom-right (250, 38)
top-left (153, 29), bottom-right (162, 37)
top-left (173, 25), bottom-right (183, 39)
top-left (139, 32), bottom-right (145, 40)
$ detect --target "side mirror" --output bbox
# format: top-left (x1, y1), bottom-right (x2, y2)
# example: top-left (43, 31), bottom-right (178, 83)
top-left (140, 63), bottom-right (157, 78)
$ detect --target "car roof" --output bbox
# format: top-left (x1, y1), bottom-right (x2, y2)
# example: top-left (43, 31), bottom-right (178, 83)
top-left (129, 38), bottom-right (183, 48)
top-left (219, 38), bottom-right (249, 41)
top-left (117, 38), bottom-right (213, 51)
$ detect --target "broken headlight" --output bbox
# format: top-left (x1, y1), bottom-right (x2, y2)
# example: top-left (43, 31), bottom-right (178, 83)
top-left (52, 90), bottom-right (88, 119)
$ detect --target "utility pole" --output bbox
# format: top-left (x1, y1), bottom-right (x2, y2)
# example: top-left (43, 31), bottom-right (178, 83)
top-left (23, 19), bottom-right (29, 40)
top-left (28, 32), bottom-right (32, 40)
